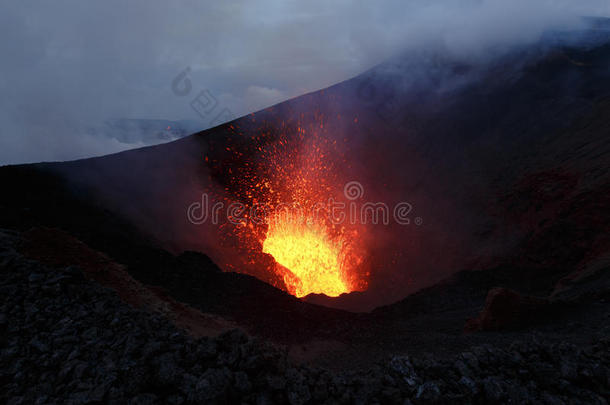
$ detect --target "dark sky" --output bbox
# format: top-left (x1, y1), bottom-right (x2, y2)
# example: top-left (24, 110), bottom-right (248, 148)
top-left (1, 0), bottom-right (607, 164)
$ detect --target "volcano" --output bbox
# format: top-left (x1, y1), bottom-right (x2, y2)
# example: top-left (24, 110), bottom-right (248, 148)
top-left (1, 22), bottom-right (609, 403)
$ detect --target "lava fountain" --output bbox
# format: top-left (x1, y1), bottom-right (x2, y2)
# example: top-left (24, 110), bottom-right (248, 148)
top-left (263, 210), bottom-right (356, 297)
top-left (206, 114), bottom-right (368, 298)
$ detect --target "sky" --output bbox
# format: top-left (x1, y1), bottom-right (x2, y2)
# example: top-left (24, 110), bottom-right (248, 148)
top-left (0, 0), bottom-right (608, 165)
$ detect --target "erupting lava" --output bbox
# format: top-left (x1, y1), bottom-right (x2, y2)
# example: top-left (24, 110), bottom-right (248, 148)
top-left (207, 113), bottom-right (368, 298)
top-left (262, 212), bottom-right (352, 297)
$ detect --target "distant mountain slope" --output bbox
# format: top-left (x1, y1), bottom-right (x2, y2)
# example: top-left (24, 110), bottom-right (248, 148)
top-left (91, 118), bottom-right (203, 145)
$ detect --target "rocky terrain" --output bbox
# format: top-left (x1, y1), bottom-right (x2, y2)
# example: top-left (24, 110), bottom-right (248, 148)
top-left (1, 228), bottom-right (609, 404)
top-left (1, 23), bottom-right (610, 404)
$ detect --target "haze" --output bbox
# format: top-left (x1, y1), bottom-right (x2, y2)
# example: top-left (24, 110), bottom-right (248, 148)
top-left (0, 0), bottom-right (608, 164)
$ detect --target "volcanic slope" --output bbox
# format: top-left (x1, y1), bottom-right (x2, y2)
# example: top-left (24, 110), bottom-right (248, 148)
top-left (0, 25), bottom-right (609, 367)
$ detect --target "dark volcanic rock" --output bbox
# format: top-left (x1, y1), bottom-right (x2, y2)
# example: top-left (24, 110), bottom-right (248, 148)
top-left (464, 287), bottom-right (552, 332)
top-left (0, 228), bottom-right (609, 404)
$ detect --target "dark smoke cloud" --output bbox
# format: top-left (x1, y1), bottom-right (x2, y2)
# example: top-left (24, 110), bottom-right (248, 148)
top-left (0, 0), bottom-right (608, 164)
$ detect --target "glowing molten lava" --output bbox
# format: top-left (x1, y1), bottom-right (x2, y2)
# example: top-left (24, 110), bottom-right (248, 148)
top-left (206, 113), bottom-right (369, 298)
top-left (262, 213), bottom-right (350, 297)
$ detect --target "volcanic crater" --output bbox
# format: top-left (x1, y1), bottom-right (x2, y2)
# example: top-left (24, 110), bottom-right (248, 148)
top-left (1, 23), bottom-right (610, 404)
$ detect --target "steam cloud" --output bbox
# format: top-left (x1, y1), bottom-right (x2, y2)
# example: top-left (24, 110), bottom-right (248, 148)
top-left (0, 0), bottom-right (608, 165)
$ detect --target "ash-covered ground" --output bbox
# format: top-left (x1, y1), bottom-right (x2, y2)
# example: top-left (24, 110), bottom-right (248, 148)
top-left (1, 229), bottom-right (608, 404)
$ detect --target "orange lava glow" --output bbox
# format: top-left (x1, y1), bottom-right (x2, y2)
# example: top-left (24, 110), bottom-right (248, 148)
top-left (262, 212), bottom-right (351, 297)
top-left (207, 111), bottom-right (368, 298)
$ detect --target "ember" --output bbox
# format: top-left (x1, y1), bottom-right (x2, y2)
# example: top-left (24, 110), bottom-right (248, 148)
top-left (256, 125), bottom-right (367, 297)
top-left (209, 115), bottom-right (368, 298)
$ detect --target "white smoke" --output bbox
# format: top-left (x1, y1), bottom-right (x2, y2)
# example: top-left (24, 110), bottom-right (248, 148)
top-left (0, 0), bottom-right (608, 164)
